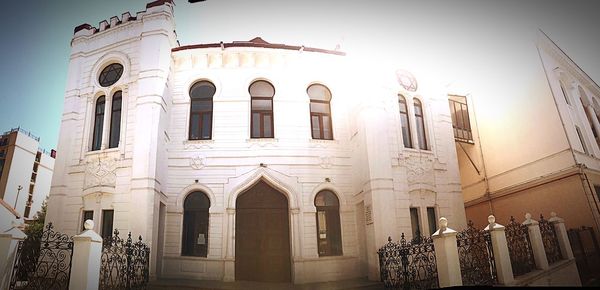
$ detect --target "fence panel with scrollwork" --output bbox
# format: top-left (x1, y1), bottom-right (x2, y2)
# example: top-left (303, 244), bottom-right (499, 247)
top-left (505, 216), bottom-right (535, 276)
top-left (9, 223), bottom-right (74, 290)
top-left (456, 221), bottom-right (497, 286)
top-left (378, 234), bottom-right (438, 290)
top-left (99, 230), bottom-right (150, 290)
top-left (538, 214), bottom-right (562, 264)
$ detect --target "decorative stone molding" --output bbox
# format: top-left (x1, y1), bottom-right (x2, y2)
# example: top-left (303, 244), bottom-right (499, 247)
top-left (190, 155), bottom-right (205, 170)
top-left (84, 157), bottom-right (118, 189)
top-left (403, 154), bottom-right (435, 185)
top-left (319, 156), bottom-right (334, 169)
top-left (247, 138), bottom-right (278, 148)
top-left (183, 140), bottom-right (213, 149)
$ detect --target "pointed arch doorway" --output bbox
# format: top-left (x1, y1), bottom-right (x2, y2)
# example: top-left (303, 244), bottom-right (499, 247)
top-left (235, 180), bottom-right (292, 282)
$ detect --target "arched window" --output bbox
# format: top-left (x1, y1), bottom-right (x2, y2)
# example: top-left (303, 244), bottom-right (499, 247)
top-left (92, 96), bottom-right (105, 151)
top-left (315, 190), bottom-right (342, 256)
top-left (560, 83), bottom-right (570, 105)
top-left (398, 95), bottom-right (412, 148)
top-left (182, 191), bottom-right (210, 257)
top-left (189, 81), bottom-right (216, 140)
top-left (308, 84), bottom-right (333, 140)
top-left (414, 98), bottom-right (428, 150)
top-left (109, 91), bottom-right (122, 148)
top-left (249, 80), bottom-right (275, 138)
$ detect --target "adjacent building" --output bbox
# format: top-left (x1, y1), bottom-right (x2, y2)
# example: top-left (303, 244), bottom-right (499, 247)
top-left (45, 0), bottom-right (466, 284)
top-left (453, 31), bottom-right (600, 235)
top-left (0, 127), bottom-right (55, 231)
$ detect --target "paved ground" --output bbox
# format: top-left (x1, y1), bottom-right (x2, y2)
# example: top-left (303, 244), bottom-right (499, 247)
top-left (148, 278), bottom-right (385, 290)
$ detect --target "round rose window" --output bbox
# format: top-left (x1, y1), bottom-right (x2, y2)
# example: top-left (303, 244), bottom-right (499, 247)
top-left (98, 63), bottom-right (124, 87)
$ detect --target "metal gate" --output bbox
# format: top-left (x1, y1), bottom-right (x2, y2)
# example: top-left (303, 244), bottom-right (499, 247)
top-left (456, 221), bottom-right (497, 286)
top-left (568, 226), bottom-right (600, 286)
top-left (9, 223), bottom-right (74, 290)
top-left (99, 230), bottom-right (150, 290)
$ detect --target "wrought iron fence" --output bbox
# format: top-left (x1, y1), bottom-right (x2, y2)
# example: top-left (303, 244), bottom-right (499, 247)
top-left (538, 214), bottom-right (562, 264)
top-left (504, 216), bottom-right (535, 276)
top-left (456, 221), bottom-right (497, 286)
top-left (568, 226), bottom-right (600, 286)
top-left (377, 233), bottom-right (438, 290)
top-left (9, 223), bottom-right (74, 290)
top-left (100, 230), bottom-right (150, 290)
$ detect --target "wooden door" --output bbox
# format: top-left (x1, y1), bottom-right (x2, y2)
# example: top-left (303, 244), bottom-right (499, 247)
top-left (235, 180), bottom-right (291, 282)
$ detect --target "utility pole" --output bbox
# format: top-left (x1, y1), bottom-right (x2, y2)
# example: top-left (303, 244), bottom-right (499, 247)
top-left (14, 185), bottom-right (23, 209)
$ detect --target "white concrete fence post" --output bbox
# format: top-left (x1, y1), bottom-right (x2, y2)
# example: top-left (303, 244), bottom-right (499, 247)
top-left (69, 220), bottom-right (103, 290)
top-left (431, 217), bottom-right (462, 287)
top-left (484, 215), bottom-right (515, 285)
top-left (0, 225), bottom-right (27, 290)
top-left (522, 213), bottom-right (549, 270)
top-left (548, 212), bottom-right (574, 260)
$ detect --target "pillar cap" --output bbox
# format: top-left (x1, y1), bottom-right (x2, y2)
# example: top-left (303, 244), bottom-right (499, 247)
top-left (548, 212), bottom-right (564, 223)
top-left (522, 213), bottom-right (539, 226)
top-left (484, 215), bottom-right (505, 231)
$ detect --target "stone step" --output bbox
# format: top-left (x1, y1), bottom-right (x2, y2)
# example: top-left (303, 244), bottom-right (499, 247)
top-left (148, 278), bottom-right (385, 290)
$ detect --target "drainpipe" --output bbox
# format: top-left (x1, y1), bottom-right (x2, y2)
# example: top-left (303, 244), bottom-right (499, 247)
top-left (579, 165), bottom-right (600, 231)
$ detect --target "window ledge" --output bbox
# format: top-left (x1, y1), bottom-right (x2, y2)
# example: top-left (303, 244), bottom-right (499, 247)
top-left (184, 139), bottom-right (214, 149)
top-left (247, 138), bottom-right (278, 142)
top-left (85, 147), bottom-right (119, 157)
top-left (295, 255), bottom-right (355, 262)
top-left (402, 148), bottom-right (434, 155)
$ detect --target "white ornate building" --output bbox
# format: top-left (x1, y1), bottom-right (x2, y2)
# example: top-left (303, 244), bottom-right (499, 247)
top-left (46, 0), bottom-right (466, 283)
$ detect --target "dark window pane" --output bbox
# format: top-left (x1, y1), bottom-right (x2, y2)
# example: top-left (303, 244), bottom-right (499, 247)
top-left (416, 116), bottom-right (427, 150)
top-left (201, 113), bottom-right (212, 139)
top-left (410, 208), bottom-right (421, 238)
top-left (252, 99), bottom-right (272, 110)
top-left (99, 63), bottom-right (124, 87)
top-left (307, 84), bottom-right (332, 101)
top-left (182, 192), bottom-right (210, 257)
top-left (311, 115), bottom-right (321, 139)
top-left (249, 81), bottom-right (275, 98)
top-left (82, 211), bottom-right (94, 231)
top-left (252, 113), bottom-right (260, 137)
top-left (315, 191), bottom-right (339, 207)
top-left (192, 100), bottom-right (213, 111)
top-left (109, 93), bottom-right (122, 148)
top-left (190, 81), bottom-right (216, 99)
top-left (92, 97), bottom-right (105, 151)
top-left (400, 115), bottom-right (411, 148)
top-left (190, 114), bottom-right (200, 139)
top-left (101, 210), bottom-right (114, 239)
top-left (427, 207), bottom-right (436, 235)
top-left (264, 114), bottom-right (273, 137)
top-left (315, 190), bottom-right (341, 256)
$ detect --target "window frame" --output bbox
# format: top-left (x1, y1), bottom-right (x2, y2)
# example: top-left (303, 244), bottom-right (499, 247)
top-left (314, 190), bottom-right (343, 257)
top-left (82, 210), bottom-right (94, 232)
top-left (398, 94), bottom-right (413, 148)
top-left (410, 207), bottom-right (421, 239)
top-left (413, 98), bottom-right (428, 150)
top-left (249, 80), bottom-right (275, 138)
top-left (101, 209), bottom-right (114, 240)
top-left (181, 191), bottom-right (211, 257)
top-left (308, 84), bottom-right (333, 140)
top-left (188, 81), bottom-right (215, 140)
top-left (92, 96), bottom-right (106, 151)
top-left (109, 91), bottom-right (122, 148)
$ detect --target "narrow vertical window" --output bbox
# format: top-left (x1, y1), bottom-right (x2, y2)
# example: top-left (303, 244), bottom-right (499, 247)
top-left (182, 191), bottom-right (210, 257)
top-left (101, 209), bottom-right (114, 239)
top-left (427, 207), bottom-right (437, 236)
top-left (308, 84), bottom-right (333, 140)
top-left (410, 207), bottom-right (421, 239)
top-left (109, 91), bottom-right (122, 148)
top-left (315, 190), bottom-right (342, 256)
top-left (576, 126), bottom-right (588, 154)
top-left (82, 210), bottom-right (94, 231)
top-left (189, 81), bottom-right (216, 140)
top-left (92, 96), bottom-right (105, 151)
top-left (560, 84), bottom-right (570, 105)
top-left (398, 95), bottom-right (412, 148)
top-left (414, 99), bottom-right (428, 150)
top-left (249, 80), bottom-right (275, 138)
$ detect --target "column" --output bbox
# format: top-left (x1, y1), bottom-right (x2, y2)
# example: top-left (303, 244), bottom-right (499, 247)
top-left (223, 208), bottom-right (235, 282)
top-left (522, 213), bottom-right (549, 270)
top-left (431, 217), bottom-right (462, 287)
top-left (485, 215), bottom-right (515, 285)
top-left (69, 220), bottom-right (103, 290)
top-left (548, 212), bottom-right (574, 260)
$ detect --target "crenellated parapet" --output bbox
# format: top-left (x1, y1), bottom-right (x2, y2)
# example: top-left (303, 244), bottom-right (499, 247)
top-left (73, 0), bottom-right (174, 37)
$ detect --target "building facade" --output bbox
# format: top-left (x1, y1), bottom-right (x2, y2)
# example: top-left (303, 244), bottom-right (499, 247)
top-left (0, 127), bottom-right (55, 231)
top-left (454, 31), bottom-right (600, 236)
top-left (46, 0), bottom-right (466, 283)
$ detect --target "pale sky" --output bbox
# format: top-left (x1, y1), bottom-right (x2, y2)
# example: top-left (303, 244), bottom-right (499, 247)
top-left (0, 0), bottom-right (599, 150)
